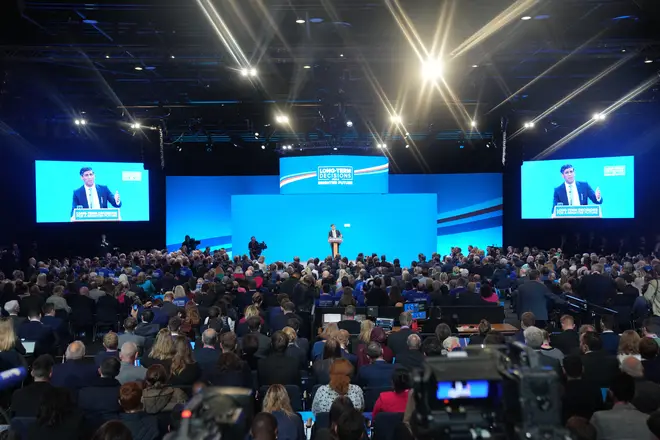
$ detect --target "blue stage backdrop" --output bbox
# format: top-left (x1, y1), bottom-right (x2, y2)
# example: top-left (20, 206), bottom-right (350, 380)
top-left (232, 194), bottom-right (436, 264)
top-left (165, 173), bottom-right (502, 256)
top-left (36, 160), bottom-right (150, 223)
top-left (521, 156), bottom-right (634, 219)
top-left (280, 155), bottom-right (388, 194)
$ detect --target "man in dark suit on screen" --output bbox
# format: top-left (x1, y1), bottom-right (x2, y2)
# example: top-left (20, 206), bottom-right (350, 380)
top-left (71, 166), bottom-right (122, 218)
top-left (328, 224), bottom-right (342, 256)
top-left (552, 164), bottom-right (602, 213)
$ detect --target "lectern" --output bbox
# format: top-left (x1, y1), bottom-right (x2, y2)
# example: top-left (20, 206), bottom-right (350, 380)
top-left (328, 237), bottom-right (343, 257)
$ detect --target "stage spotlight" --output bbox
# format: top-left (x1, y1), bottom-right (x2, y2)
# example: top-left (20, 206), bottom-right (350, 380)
top-left (333, 147), bottom-right (338, 151)
top-left (134, 66), bottom-right (143, 71)
top-left (303, 65), bottom-right (311, 69)
top-left (377, 143), bottom-right (387, 149)
top-left (275, 115), bottom-right (290, 124)
top-left (523, 121), bottom-right (535, 129)
top-left (241, 67), bottom-right (257, 77)
top-left (390, 114), bottom-right (402, 124)
top-left (296, 19), bottom-right (305, 24)
top-left (171, 55), bottom-right (175, 59)
top-left (521, 16), bottom-right (532, 20)
top-left (261, 145), bottom-right (266, 150)
top-left (644, 58), bottom-right (653, 64)
top-left (105, 55), bottom-right (110, 59)
top-left (346, 120), bottom-right (353, 128)
top-left (254, 132), bottom-right (259, 136)
top-left (405, 144), bottom-right (410, 149)
top-left (76, 119), bottom-right (87, 125)
top-left (592, 113), bottom-right (606, 121)
top-left (472, 64), bottom-right (478, 68)
top-left (421, 58), bottom-right (443, 80)
top-left (130, 122), bottom-right (141, 129)
top-left (470, 120), bottom-right (477, 128)
top-left (74, 119), bottom-right (81, 126)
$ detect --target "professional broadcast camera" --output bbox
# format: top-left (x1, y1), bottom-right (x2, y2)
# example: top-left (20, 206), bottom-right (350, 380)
top-left (183, 236), bottom-right (201, 251)
top-left (409, 342), bottom-right (569, 440)
top-left (165, 387), bottom-right (253, 440)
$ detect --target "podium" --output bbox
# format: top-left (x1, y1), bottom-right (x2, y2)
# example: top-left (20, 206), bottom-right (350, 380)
top-left (328, 237), bottom-right (343, 257)
top-left (552, 205), bottom-right (602, 219)
top-left (72, 208), bottom-right (121, 222)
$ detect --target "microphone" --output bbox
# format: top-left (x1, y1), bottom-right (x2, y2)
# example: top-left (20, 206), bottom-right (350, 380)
top-left (0, 367), bottom-right (27, 390)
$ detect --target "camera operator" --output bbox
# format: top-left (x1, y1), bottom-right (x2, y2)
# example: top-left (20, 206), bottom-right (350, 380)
top-left (182, 235), bottom-right (201, 252)
top-left (249, 236), bottom-right (267, 260)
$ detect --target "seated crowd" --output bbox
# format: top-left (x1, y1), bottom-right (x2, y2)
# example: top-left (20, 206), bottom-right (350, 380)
top-left (1, 245), bottom-right (660, 440)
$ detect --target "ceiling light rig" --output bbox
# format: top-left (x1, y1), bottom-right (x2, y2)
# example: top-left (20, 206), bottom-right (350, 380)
top-left (421, 58), bottom-right (443, 81)
top-left (592, 113), bottom-right (606, 121)
top-left (390, 114), bottom-right (402, 124)
top-left (275, 115), bottom-right (290, 124)
top-left (523, 121), bottom-right (535, 129)
top-left (241, 67), bottom-right (257, 77)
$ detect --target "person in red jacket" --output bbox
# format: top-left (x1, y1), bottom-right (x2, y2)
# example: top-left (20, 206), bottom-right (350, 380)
top-left (372, 367), bottom-right (410, 416)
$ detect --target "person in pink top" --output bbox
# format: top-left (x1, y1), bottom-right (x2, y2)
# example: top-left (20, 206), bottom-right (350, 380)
top-left (372, 368), bottom-right (410, 416)
top-left (480, 284), bottom-right (500, 303)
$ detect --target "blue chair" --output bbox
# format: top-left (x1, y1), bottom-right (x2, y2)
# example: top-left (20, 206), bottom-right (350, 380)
top-left (372, 412), bottom-right (404, 440)
top-left (363, 387), bottom-right (392, 412)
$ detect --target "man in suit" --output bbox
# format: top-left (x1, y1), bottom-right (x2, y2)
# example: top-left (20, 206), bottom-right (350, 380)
top-left (552, 163), bottom-right (602, 212)
top-left (551, 314), bottom-right (580, 356)
top-left (51, 341), bottom-right (99, 391)
top-left (11, 354), bottom-right (57, 417)
top-left (640, 337), bottom-right (660, 384)
top-left (18, 308), bottom-right (55, 356)
top-left (160, 293), bottom-right (180, 319)
top-left (515, 269), bottom-right (565, 326)
top-left (71, 166), bottom-right (122, 217)
top-left (366, 277), bottom-right (389, 307)
top-left (116, 342), bottom-right (146, 385)
top-left (78, 357), bottom-right (122, 429)
top-left (4, 301), bottom-right (26, 334)
top-left (620, 356), bottom-right (660, 414)
top-left (245, 316), bottom-right (271, 358)
top-left (118, 317), bottom-right (146, 354)
top-left (578, 264), bottom-right (617, 306)
top-left (134, 309), bottom-right (159, 338)
top-left (394, 334), bottom-right (425, 370)
top-left (68, 286), bottom-right (96, 334)
top-left (270, 301), bottom-right (302, 333)
top-left (257, 331), bottom-right (301, 387)
top-left (387, 312), bottom-right (414, 356)
top-left (600, 315), bottom-right (620, 356)
top-left (337, 305), bottom-right (362, 334)
top-left (590, 372), bottom-right (652, 440)
top-left (356, 342), bottom-right (395, 388)
top-left (195, 329), bottom-right (220, 378)
top-left (328, 224), bottom-right (342, 257)
top-left (580, 331), bottom-right (620, 389)
top-left (561, 355), bottom-right (604, 423)
top-left (94, 332), bottom-right (120, 368)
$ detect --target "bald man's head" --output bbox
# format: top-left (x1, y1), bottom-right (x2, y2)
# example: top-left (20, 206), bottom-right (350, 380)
top-left (120, 342), bottom-right (139, 362)
top-left (620, 356), bottom-right (644, 378)
top-left (66, 341), bottom-right (86, 360)
top-left (201, 328), bottom-right (218, 347)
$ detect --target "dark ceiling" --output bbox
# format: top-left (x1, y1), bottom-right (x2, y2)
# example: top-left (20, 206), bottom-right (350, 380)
top-left (1, 0), bottom-right (659, 155)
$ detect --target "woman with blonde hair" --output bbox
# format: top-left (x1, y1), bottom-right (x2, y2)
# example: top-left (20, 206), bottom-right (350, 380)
top-left (0, 318), bottom-right (27, 368)
top-left (311, 358), bottom-right (364, 415)
top-left (36, 273), bottom-right (48, 289)
top-left (169, 336), bottom-right (201, 385)
top-left (358, 320), bottom-right (375, 345)
top-left (262, 384), bottom-right (305, 440)
top-left (617, 329), bottom-right (641, 364)
top-left (142, 328), bottom-right (175, 370)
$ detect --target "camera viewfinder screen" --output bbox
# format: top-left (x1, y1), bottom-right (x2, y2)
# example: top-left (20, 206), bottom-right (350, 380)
top-left (436, 380), bottom-right (490, 400)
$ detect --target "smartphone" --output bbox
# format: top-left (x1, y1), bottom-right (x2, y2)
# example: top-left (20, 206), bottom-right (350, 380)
top-left (133, 304), bottom-right (139, 311)
top-left (134, 359), bottom-right (141, 367)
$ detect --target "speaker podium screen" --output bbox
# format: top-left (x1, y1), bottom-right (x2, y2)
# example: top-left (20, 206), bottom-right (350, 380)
top-left (280, 155), bottom-right (388, 194)
top-left (35, 160), bottom-right (150, 223)
top-left (521, 156), bottom-right (634, 219)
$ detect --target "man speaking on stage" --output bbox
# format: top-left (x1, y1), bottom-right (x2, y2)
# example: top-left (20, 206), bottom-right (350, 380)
top-left (71, 167), bottom-right (122, 217)
top-left (328, 224), bottom-right (342, 256)
top-left (552, 164), bottom-right (602, 212)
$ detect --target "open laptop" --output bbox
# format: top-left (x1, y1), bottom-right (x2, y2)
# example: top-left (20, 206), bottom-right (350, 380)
top-left (375, 318), bottom-right (394, 331)
top-left (21, 340), bottom-right (36, 355)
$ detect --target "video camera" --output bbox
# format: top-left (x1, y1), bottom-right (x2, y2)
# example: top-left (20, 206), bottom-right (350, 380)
top-left (410, 342), bottom-right (568, 440)
top-left (165, 387), bottom-right (253, 440)
top-left (184, 236), bottom-right (201, 251)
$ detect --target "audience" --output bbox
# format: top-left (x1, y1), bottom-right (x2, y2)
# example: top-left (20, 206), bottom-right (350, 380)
top-left (141, 364), bottom-right (188, 414)
top-left (169, 335), bottom-right (202, 385)
top-left (250, 412), bottom-right (278, 440)
top-left (258, 330), bottom-right (301, 387)
top-left (619, 356), bottom-right (660, 414)
top-left (141, 329), bottom-right (174, 370)
top-left (599, 315), bottom-right (619, 356)
top-left (372, 367), bottom-right (411, 416)
top-left (78, 357), bottom-right (122, 429)
top-left (551, 314), bottom-right (579, 355)
top-left (262, 384), bottom-right (306, 440)
top-left (590, 372), bottom-right (652, 439)
top-left (117, 341), bottom-right (147, 384)
top-left (617, 330), bottom-right (641, 364)
top-left (27, 387), bottom-right (84, 440)
top-left (561, 355), bottom-right (604, 422)
top-left (11, 354), bottom-right (55, 417)
top-left (51, 341), bottom-right (98, 391)
top-left (94, 332), bottom-right (120, 368)
top-left (395, 334), bottom-right (425, 370)
top-left (312, 358), bottom-right (364, 414)
top-left (356, 341), bottom-right (395, 388)
top-left (117, 382), bottom-right (160, 440)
